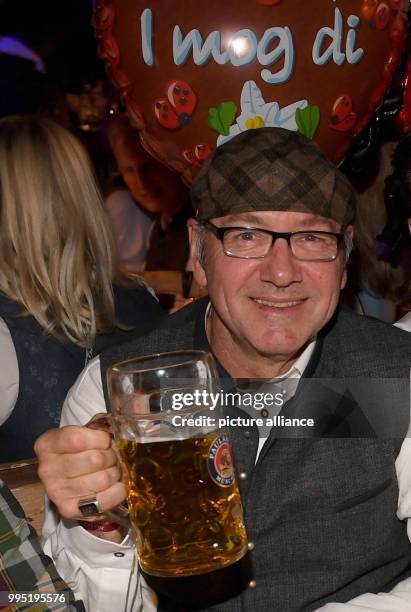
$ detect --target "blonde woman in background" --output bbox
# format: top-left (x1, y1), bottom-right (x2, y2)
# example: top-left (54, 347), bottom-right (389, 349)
top-left (0, 115), bottom-right (163, 461)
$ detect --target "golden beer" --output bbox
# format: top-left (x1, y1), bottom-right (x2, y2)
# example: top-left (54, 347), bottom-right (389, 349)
top-left (118, 429), bottom-right (248, 577)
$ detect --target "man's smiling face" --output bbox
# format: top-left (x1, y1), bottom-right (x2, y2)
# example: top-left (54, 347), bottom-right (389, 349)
top-left (189, 210), bottom-right (350, 377)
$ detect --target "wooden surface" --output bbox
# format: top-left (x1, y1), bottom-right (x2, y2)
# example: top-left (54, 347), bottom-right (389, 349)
top-left (139, 270), bottom-right (185, 295)
top-left (0, 459), bottom-right (45, 535)
top-left (125, 270), bottom-right (207, 299)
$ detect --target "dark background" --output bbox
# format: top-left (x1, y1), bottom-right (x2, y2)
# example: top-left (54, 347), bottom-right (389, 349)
top-left (0, 0), bottom-right (102, 90)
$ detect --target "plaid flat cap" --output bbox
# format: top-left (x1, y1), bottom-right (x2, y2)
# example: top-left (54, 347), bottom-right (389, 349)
top-left (191, 127), bottom-right (356, 226)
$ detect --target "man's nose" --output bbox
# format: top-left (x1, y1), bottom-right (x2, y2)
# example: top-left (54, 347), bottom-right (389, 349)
top-left (259, 237), bottom-right (303, 287)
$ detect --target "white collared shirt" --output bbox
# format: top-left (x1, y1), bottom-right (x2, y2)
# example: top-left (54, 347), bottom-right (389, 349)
top-left (396, 312), bottom-right (411, 333)
top-left (253, 340), bottom-right (315, 459)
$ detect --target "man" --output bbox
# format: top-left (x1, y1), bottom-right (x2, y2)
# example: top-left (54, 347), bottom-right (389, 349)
top-left (0, 480), bottom-right (84, 611)
top-left (36, 128), bottom-right (411, 611)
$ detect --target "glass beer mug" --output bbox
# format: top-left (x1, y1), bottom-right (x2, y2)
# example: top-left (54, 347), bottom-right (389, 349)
top-left (107, 350), bottom-right (248, 577)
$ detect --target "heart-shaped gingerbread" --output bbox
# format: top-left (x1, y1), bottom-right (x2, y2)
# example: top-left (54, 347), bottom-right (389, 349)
top-left (94, 0), bottom-right (408, 183)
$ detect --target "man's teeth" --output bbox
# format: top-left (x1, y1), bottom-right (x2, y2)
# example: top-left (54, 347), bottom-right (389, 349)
top-left (253, 299), bottom-right (302, 308)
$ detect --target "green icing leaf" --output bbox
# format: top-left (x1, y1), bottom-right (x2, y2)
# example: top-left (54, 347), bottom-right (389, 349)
top-left (208, 101), bottom-right (237, 136)
top-left (296, 105), bottom-right (320, 140)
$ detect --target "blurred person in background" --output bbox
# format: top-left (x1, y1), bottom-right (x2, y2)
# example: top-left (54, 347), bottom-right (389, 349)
top-left (386, 134), bottom-right (411, 331)
top-left (346, 139), bottom-right (410, 322)
top-left (0, 115), bottom-right (163, 462)
top-left (104, 115), bottom-right (154, 272)
top-left (106, 115), bottom-right (192, 273)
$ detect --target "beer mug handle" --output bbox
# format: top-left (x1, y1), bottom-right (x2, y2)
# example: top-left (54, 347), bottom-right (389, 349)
top-left (86, 412), bottom-right (113, 434)
top-left (85, 413), bottom-right (130, 527)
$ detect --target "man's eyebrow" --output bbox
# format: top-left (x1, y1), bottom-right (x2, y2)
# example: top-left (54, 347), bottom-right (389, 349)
top-left (220, 213), bottom-right (267, 225)
top-left (296, 215), bottom-right (340, 230)
top-left (219, 212), bottom-right (339, 230)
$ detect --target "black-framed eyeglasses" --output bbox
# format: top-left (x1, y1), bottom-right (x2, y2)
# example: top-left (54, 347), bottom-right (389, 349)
top-left (203, 220), bottom-right (345, 262)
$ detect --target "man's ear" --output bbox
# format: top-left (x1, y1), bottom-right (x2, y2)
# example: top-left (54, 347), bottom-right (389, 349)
top-left (340, 268), bottom-right (348, 290)
top-left (345, 225), bottom-right (354, 262)
top-left (340, 225), bottom-right (354, 290)
top-left (187, 219), bottom-right (208, 288)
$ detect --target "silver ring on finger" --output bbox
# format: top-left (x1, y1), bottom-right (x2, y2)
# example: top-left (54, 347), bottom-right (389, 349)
top-left (78, 496), bottom-right (102, 517)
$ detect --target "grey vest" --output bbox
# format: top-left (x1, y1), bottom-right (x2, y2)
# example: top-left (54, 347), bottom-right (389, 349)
top-left (100, 299), bottom-right (411, 611)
